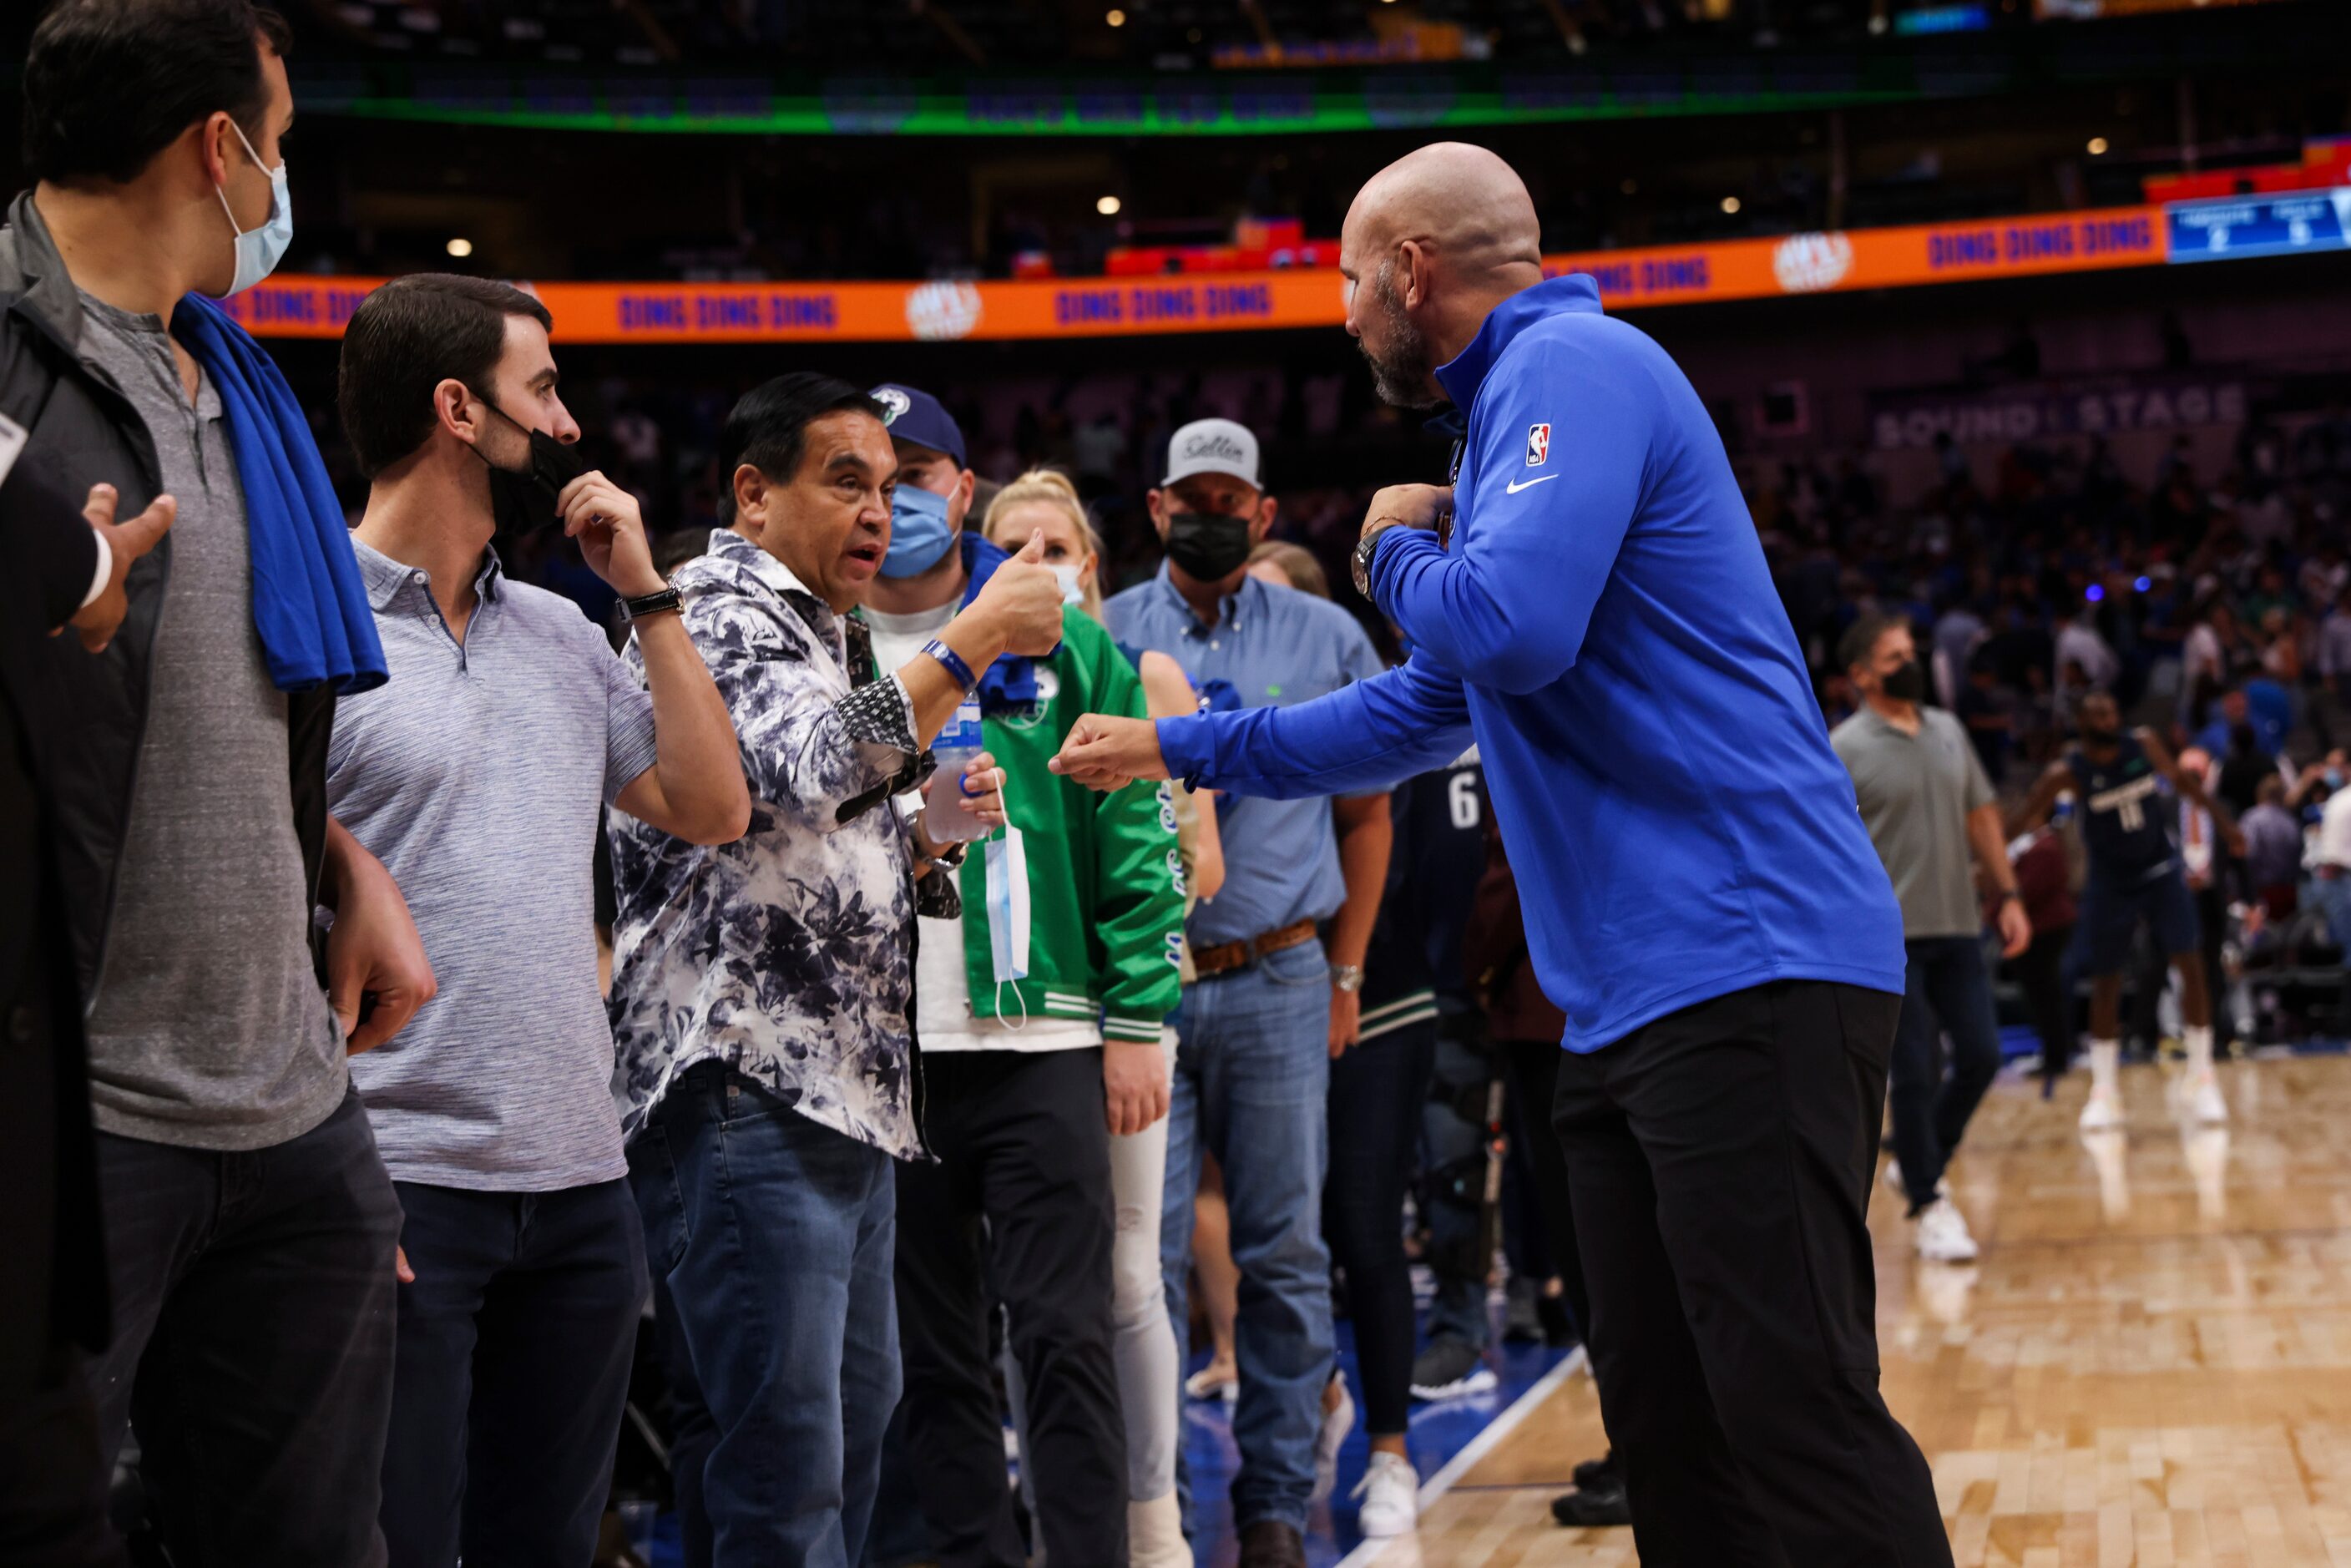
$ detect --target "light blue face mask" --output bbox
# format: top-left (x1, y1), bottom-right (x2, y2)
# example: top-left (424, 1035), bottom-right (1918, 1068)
top-left (215, 119), bottom-right (292, 297)
top-left (882, 483), bottom-right (959, 578)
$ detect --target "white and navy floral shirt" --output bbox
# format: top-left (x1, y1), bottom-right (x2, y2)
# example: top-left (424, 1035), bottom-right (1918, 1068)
top-left (607, 529), bottom-right (949, 1160)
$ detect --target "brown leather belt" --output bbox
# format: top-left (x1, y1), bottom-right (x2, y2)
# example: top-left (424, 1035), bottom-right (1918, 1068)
top-left (1189, 918), bottom-right (1318, 982)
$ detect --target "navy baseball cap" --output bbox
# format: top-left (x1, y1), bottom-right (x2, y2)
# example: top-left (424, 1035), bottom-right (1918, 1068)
top-left (868, 382), bottom-right (968, 470)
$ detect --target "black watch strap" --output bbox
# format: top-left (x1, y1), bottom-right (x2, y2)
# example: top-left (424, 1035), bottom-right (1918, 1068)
top-left (622, 584), bottom-right (683, 622)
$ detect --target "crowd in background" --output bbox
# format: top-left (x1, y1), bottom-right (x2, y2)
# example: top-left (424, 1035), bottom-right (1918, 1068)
top-left (447, 369), bottom-right (2351, 782)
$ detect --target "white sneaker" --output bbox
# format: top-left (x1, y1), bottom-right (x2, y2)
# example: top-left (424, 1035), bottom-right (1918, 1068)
top-left (1914, 1196), bottom-right (1979, 1263)
top-left (1311, 1373), bottom-right (1356, 1506)
top-left (1127, 1491), bottom-right (1191, 1568)
top-left (1184, 1363), bottom-right (1239, 1404)
top-left (2185, 1070), bottom-right (2228, 1124)
top-left (2079, 1087), bottom-right (2123, 1132)
top-left (1352, 1450), bottom-right (1419, 1538)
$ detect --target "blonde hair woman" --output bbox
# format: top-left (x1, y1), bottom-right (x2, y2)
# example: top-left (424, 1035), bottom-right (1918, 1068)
top-left (983, 469), bottom-right (1221, 1566)
top-left (1246, 539), bottom-right (1331, 601)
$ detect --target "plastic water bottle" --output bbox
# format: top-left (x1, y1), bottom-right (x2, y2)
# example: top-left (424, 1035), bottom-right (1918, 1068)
top-left (928, 693), bottom-right (992, 843)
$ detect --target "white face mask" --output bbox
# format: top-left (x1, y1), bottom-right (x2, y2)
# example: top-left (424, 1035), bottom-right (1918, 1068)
top-left (215, 118), bottom-right (292, 296)
top-left (984, 822), bottom-right (1031, 1029)
top-left (1049, 564), bottom-right (1085, 605)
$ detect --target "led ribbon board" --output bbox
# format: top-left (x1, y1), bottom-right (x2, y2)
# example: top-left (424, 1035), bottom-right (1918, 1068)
top-left (221, 190), bottom-right (2347, 344)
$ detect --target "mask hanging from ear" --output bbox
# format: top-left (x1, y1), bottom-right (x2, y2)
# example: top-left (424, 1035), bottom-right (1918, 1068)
top-left (984, 822), bottom-right (1032, 1031)
top-left (469, 393), bottom-right (590, 531)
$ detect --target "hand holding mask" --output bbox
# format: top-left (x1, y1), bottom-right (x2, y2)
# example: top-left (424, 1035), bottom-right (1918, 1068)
top-left (473, 398), bottom-right (590, 532)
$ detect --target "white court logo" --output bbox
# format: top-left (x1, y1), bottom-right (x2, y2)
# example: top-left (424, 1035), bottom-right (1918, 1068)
top-left (1772, 232), bottom-right (1854, 294)
top-left (906, 281), bottom-right (983, 341)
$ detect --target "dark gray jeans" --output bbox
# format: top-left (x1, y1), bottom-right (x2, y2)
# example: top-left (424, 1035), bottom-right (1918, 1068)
top-left (89, 1087), bottom-right (402, 1567)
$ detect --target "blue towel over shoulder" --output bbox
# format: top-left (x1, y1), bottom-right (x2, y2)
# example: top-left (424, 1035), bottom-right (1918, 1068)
top-left (173, 292), bottom-right (386, 694)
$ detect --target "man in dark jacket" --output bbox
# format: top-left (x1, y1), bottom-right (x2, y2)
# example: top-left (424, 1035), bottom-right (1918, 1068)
top-left (0, 456), bottom-right (173, 1568)
top-left (6, 3), bottom-right (436, 1561)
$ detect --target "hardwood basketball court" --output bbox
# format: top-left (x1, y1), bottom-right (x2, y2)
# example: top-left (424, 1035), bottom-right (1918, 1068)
top-left (1350, 1052), bottom-right (2351, 1568)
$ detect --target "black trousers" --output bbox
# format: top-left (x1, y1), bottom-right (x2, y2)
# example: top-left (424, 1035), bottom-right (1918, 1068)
top-left (893, 1049), bottom-right (1125, 1568)
top-left (88, 1088), bottom-right (404, 1568)
top-left (1553, 980), bottom-right (1951, 1568)
top-left (380, 1178), bottom-right (648, 1568)
top-left (1323, 1022), bottom-right (1435, 1437)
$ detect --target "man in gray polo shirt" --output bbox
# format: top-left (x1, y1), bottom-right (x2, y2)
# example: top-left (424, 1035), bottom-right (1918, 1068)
top-left (1833, 615), bottom-right (2031, 1263)
top-left (326, 275), bottom-right (748, 1567)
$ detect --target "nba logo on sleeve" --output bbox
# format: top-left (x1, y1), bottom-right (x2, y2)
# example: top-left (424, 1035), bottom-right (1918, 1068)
top-left (1525, 423), bottom-right (1551, 467)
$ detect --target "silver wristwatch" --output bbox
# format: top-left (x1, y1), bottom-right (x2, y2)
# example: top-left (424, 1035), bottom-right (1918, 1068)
top-left (1332, 964), bottom-right (1365, 994)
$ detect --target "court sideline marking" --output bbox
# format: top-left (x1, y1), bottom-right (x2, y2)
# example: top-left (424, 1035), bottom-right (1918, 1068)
top-left (1333, 1345), bottom-right (1590, 1568)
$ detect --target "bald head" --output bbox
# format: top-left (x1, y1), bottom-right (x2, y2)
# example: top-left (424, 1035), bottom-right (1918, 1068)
top-left (1345, 143), bottom-right (1543, 280)
top-left (1341, 143), bottom-right (1546, 407)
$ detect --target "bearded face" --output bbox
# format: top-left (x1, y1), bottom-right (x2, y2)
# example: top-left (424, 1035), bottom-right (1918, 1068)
top-left (1358, 259), bottom-right (1440, 411)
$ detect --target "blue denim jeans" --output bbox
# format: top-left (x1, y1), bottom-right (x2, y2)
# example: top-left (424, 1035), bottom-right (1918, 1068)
top-left (629, 1061), bottom-right (900, 1568)
top-left (1160, 937), bottom-right (1335, 1535)
top-left (1889, 935), bottom-right (2004, 1213)
top-left (2313, 876), bottom-right (2351, 1030)
top-left (381, 1179), bottom-right (647, 1568)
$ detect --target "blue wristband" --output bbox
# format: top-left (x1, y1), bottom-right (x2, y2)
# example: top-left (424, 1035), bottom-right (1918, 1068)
top-left (923, 638), bottom-right (978, 694)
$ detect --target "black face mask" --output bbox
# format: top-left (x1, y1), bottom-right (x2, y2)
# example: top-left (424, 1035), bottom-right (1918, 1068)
top-left (1163, 508), bottom-right (1254, 582)
top-left (470, 392), bottom-right (589, 531)
top-left (1881, 660), bottom-right (1928, 703)
top-left (2081, 724), bottom-right (2121, 747)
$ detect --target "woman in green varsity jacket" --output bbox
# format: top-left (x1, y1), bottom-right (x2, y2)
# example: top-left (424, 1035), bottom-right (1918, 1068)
top-left (948, 594), bottom-right (1186, 1042)
top-left (981, 468), bottom-right (1201, 1565)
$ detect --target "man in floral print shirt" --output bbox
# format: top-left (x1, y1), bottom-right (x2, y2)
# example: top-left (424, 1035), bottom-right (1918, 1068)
top-left (605, 372), bottom-right (1064, 1567)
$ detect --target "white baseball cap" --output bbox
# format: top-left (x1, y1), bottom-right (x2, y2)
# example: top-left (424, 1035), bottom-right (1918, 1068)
top-left (1161, 417), bottom-right (1261, 491)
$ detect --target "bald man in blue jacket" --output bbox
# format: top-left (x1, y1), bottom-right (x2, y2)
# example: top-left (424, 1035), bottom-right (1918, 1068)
top-left (1054, 143), bottom-right (1951, 1568)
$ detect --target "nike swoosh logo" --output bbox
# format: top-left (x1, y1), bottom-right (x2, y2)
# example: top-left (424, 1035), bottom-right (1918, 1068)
top-left (1504, 473), bottom-right (1560, 494)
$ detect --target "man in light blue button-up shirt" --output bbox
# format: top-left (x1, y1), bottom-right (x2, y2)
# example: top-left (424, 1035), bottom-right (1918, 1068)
top-left (1105, 421), bottom-right (1390, 1555)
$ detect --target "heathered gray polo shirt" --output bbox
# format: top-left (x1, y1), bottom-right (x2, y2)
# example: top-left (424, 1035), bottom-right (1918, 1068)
top-left (329, 541), bottom-right (657, 1191)
top-left (1831, 705), bottom-right (1996, 941)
